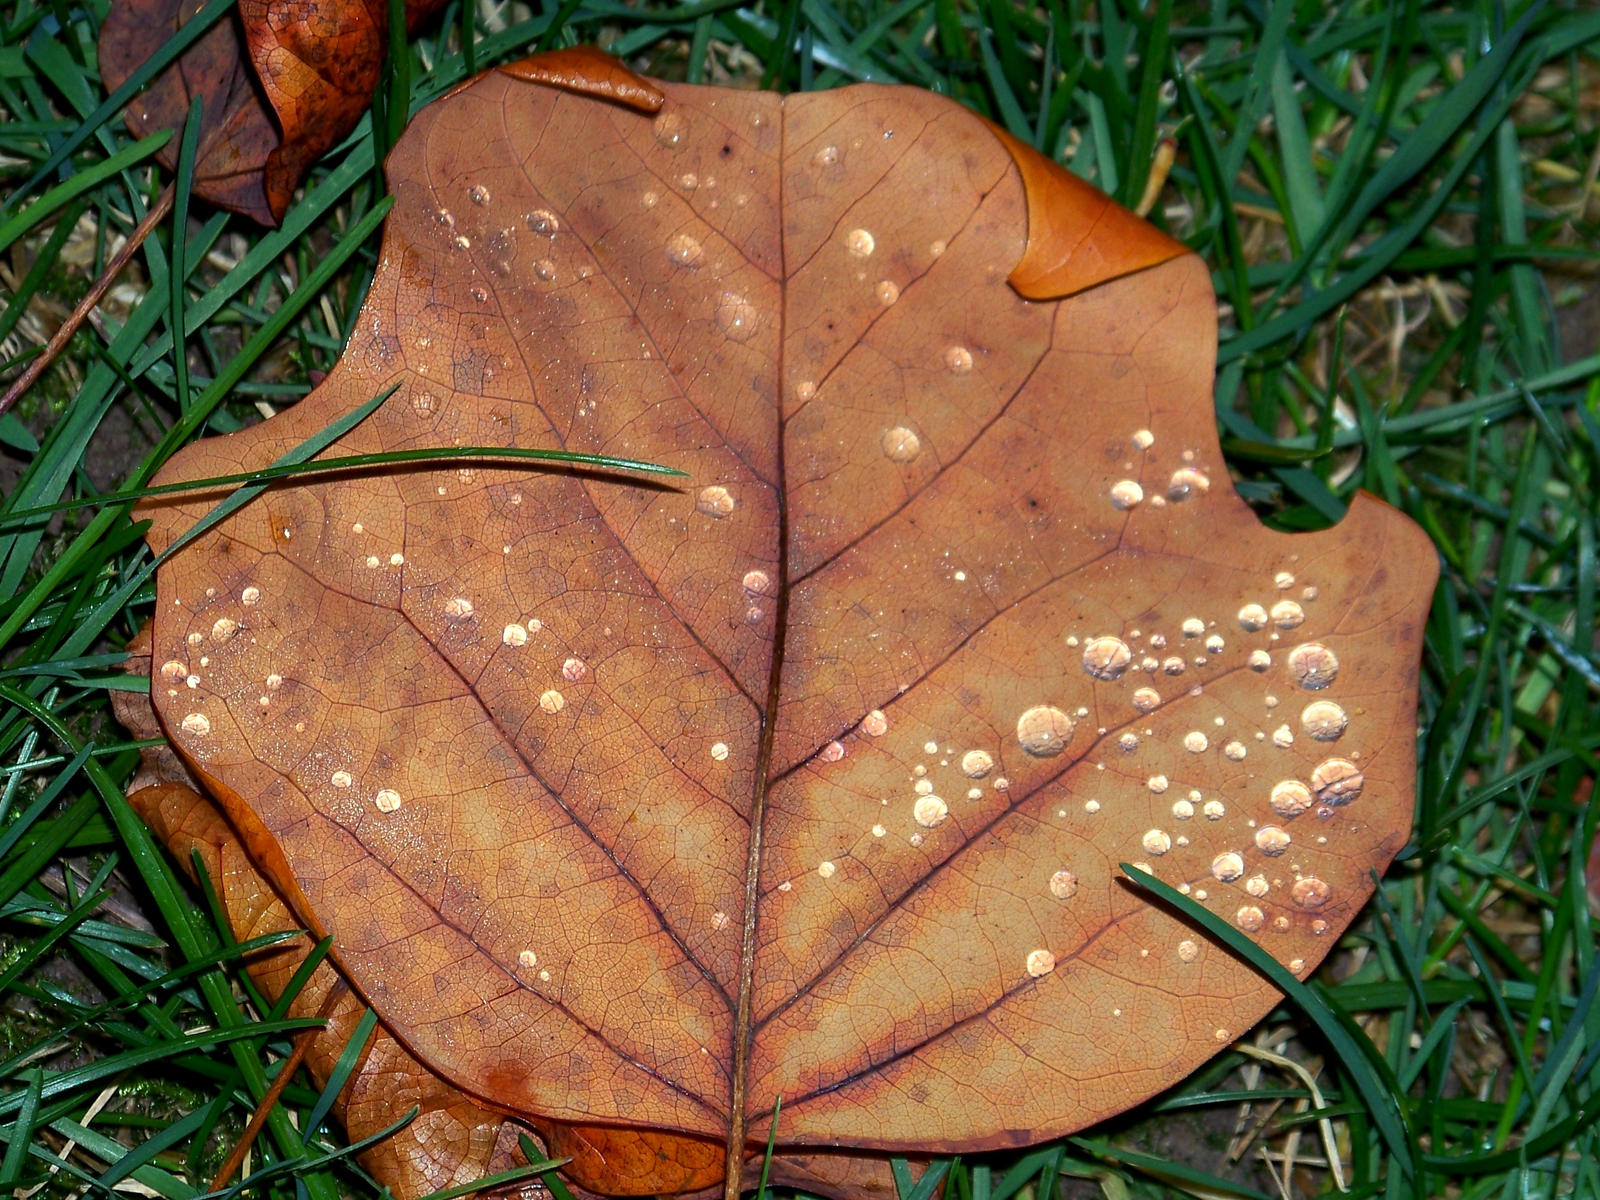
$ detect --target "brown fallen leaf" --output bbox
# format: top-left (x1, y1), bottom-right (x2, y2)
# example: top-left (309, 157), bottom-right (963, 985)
top-left (127, 50), bottom-right (1436, 1200)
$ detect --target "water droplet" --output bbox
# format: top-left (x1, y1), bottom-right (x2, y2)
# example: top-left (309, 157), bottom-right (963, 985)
top-left (330, 770), bottom-right (353, 789)
top-left (1235, 906), bottom-right (1265, 932)
top-left (961, 750), bottom-right (993, 778)
top-left (710, 742), bottom-right (729, 761)
top-left (241, 586), bottom-right (261, 606)
top-left (374, 788), bottom-right (402, 813)
top-left (1204, 799), bottom-right (1226, 820)
top-left (1287, 643), bottom-right (1339, 690)
top-left (845, 228), bottom-right (875, 258)
top-left (817, 860), bottom-right (837, 879)
top-left (913, 795), bottom-right (949, 827)
top-left (874, 280), bottom-right (900, 306)
top-left (1110, 480), bottom-right (1144, 509)
top-left (741, 569), bottom-right (772, 596)
top-left (503, 624), bottom-right (527, 647)
top-left (469, 184), bottom-right (490, 206)
top-left (181, 713), bottom-right (210, 736)
top-left (665, 233), bottom-right (703, 267)
top-left (716, 291), bottom-right (759, 342)
top-left (1223, 740), bottom-right (1247, 761)
top-left (389, 552), bottom-right (404, 567)
top-left (1181, 617), bottom-right (1204, 637)
top-left (1016, 705), bottom-right (1074, 757)
top-left (1211, 851), bottom-right (1244, 882)
top-left (1237, 603), bottom-right (1268, 631)
top-left (444, 596), bottom-right (474, 621)
top-left (1142, 829), bottom-right (1172, 855)
top-left (1118, 732), bottom-right (1140, 752)
top-left (1183, 730), bottom-right (1209, 753)
top-left (1147, 774), bottom-right (1170, 794)
top-left (518, 949), bottom-right (538, 968)
top-left (1274, 571), bottom-right (1296, 590)
top-left (1049, 870), bottom-right (1078, 899)
top-left (1255, 826), bottom-right (1291, 856)
top-left (812, 144), bottom-right (840, 168)
top-left (1177, 939), bottom-right (1199, 962)
top-left (1292, 877), bottom-right (1331, 908)
top-left (1171, 798), bottom-right (1195, 819)
top-left (1132, 686), bottom-right (1161, 712)
top-left (641, 190), bottom-right (659, 209)
top-left (1301, 700), bottom-right (1347, 741)
top-left (1312, 758), bottom-right (1364, 805)
top-left (697, 485), bottom-right (735, 518)
top-left (160, 659), bottom-right (187, 682)
top-left (945, 345), bottom-right (973, 373)
top-left (265, 674), bottom-right (282, 690)
top-left (1271, 599), bottom-right (1305, 629)
top-left (534, 259), bottom-right (557, 282)
top-left (880, 426), bottom-right (921, 463)
top-left (1162, 656), bottom-right (1186, 675)
top-left (470, 285), bottom-right (488, 302)
top-left (1246, 873), bottom-right (1270, 898)
top-left (562, 658), bottom-right (587, 683)
top-left (1167, 467), bottom-right (1210, 500)
top-left (453, 235), bottom-right (471, 250)
top-left (1026, 948), bottom-right (1056, 977)
top-left (211, 618), bottom-right (237, 643)
top-left (652, 111), bottom-right (687, 148)
top-left (862, 709), bottom-right (888, 737)
top-left (819, 740), bottom-right (845, 763)
top-left (1270, 779), bottom-right (1313, 817)
top-left (539, 689), bottom-right (565, 714)
top-left (1248, 649), bottom-right (1272, 671)
top-left (1082, 635), bottom-right (1132, 680)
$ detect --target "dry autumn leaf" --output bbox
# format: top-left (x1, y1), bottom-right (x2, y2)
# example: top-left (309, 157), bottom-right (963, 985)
top-left (99, 0), bottom-right (448, 225)
top-left (126, 51), bottom-right (1437, 1200)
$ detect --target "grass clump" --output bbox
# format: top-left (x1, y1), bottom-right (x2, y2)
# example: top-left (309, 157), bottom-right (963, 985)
top-left (1, 2), bottom-right (1597, 1199)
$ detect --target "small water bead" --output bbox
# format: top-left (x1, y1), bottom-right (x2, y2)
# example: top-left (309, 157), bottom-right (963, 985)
top-left (961, 749), bottom-right (994, 778)
top-left (562, 658), bottom-right (588, 683)
top-left (1171, 798), bottom-right (1195, 819)
top-left (845, 228), bottom-right (875, 258)
top-left (1118, 732), bottom-right (1140, 752)
top-left (817, 860), bottom-right (837, 879)
top-left (874, 280), bottom-right (900, 306)
top-left (914, 779), bottom-right (933, 796)
top-left (1082, 635), bottom-right (1132, 680)
top-left (241, 587), bottom-right (261, 606)
top-left (1248, 649), bottom-right (1272, 672)
top-left (928, 239), bottom-right (947, 257)
top-left (518, 949), bottom-right (538, 969)
top-left (390, 553), bottom-right (404, 566)
top-left (1274, 571), bottom-right (1296, 590)
top-left (1110, 480), bottom-right (1144, 510)
top-left (1181, 617), bottom-right (1205, 637)
top-left (1292, 877), bottom-right (1331, 908)
top-left (1312, 758), bottom-right (1364, 805)
top-left (503, 624), bottom-right (528, 647)
top-left (665, 233), bottom-right (703, 267)
top-left (1162, 656), bottom-right (1186, 675)
top-left (1301, 700), bottom-right (1348, 741)
top-left (444, 597), bottom-right (474, 621)
top-left (1141, 829), bottom-right (1172, 855)
top-left (716, 292), bottom-right (759, 342)
top-left (678, 172), bottom-right (699, 191)
top-left (742, 569), bottom-right (772, 596)
top-left (1235, 906), bottom-right (1265, 932)
top-left (534, 259), bottom-right (557, 282)
top-left (1237, 603), bottom-right (1269, 631)
top-left (1271, 600), bottom-right (1305, 629)
top-left (539, 689), bottom-right (565, 714)
top-left (818, 741), bottom-right (845, 763)
top-left (1026, 948), bottom-right (1056, 977)
top-left (1202, 799), bottom-right (1226, 820)
top-left (1132, 429), bottom-right (1155, 450)
top-left (1016, 705), bottom-right (1074, 757)
top-left (1223, 739), bottom-right (1247, 761)
top-left (945, 346), bottom-right (973, 373)
top-left (862, 710), bottom-right (889, 737)
top-left (913, 795), bottom-right (949, 828)
top-left (1048, 870), bottom-right (1078, 900)
top-left (1211, 852), bottom-right (1245, 882)
top-left (160, 660), bottom-right (187, 683)
top-left (1167, 468), bottom-right (1210, 501)
top-left (1272, 724), bottom-right (1294, 748)
top-left (374, 788), bottom-right (402, 813)
top-left (330, 771), bottom-right (353, 789)
top-left (1183, 730), bottom-right (1209, 753)
top-left (652, 111), bottom-right (687, 148)
top-left (880, 426), bottom-right (922, 463)
top-left (211, 618), bottom-right (238, 643)
top-left (1147, 774), bottom-right (1170, 794)
top-left (1288, 642), bottom-right (1339, 689)
top-left (470, 285), bottom-right (488, 302)
top-left (697, 486), bottom-right (736, 518)
top-left (1245, 874), bottom-right (1270, 898)
top-left (1177, 940), bottom-right (1200, 963)
top-left (812, 144), bottom-right (840, 167)
top-left (181, 713), bottom-right (210, 736)
top-left (641, 190), bottom-right (659, 209)
top-left (1132, 687), bottom-right (1161, 712)
top-left (1254, 826), bottom-right (1291, 856)
top-left (265, 674), bottom-right (283, 690)
top-left (469, 184), bottom-right (490, 206)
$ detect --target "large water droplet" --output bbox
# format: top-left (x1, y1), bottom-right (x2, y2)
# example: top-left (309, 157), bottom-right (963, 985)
top-left (1211, 852), bottom-right (1244, 882)
top-left (716, 291), bottom-right (759, 342)
top-left (945, 345), bottom-right (973, 373)
top-left (665, 233), bottom-right (703, 267)
top-left (961, 749), bottom-right (993, 778)
top-left (880, 426), bottom-right (921, 463)
top-left (845, 228), bottom-right (875, 258)
top-left (1016, 705), bottom-right (1074, 757)
top-left (1082, 635), bottom-right (1132, 680)
top-left (1288, 642), bottom-right (1339, 689)
top-left (1255, 826), bottom-right (1291, 856)
top-left (1269, 779), bottom-right (1313, 816)
top-left (1237, 603), bottom-right (1268, 631)
top-left (1110, 480), bottom-right (1144, 509)
top-left (1301, 700), bottom-right (1347, 740)
top-left (697, 485), bottom-right (735, 518)
top-left (813, 144), bottom-right (840, 168)
top-left (652, 111), bottom-right (688, 148)
top-left (1048, 870), bottom-right (1078, 900)
top-left (1312, 757), bottom-right (1364, 805)
top-left (875, 280), bottom-right (900, 306)
top-left (1292, 877), bottom-right (1331, 908)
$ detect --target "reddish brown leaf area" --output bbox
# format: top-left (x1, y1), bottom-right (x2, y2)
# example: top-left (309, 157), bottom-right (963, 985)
top-left (100, 0), bottom-right (448, 224)
top-left (134, 55), bottom-right (1436, 1192)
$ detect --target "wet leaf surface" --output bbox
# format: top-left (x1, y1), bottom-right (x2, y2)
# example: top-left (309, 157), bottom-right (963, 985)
top-left (129, 52), bottom-right (1436, 1197)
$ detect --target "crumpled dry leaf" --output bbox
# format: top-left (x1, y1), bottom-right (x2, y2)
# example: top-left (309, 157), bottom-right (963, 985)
top-left (125, 50), bottom-right (1436, 1198)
